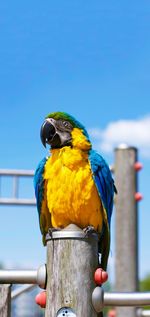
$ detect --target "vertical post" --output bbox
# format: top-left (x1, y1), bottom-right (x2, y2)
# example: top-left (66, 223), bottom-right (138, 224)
top-left (12, 176), bottom-right (18, 198)
top-left (45, 224), bottom-right (98, 317)
top-left (0, 285), bottom-right (11, 317)
top-left (115, 145), bottom-right (138, 317)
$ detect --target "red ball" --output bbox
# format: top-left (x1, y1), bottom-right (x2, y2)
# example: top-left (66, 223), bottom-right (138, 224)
top-left (108, 309), bottom-right (116, 317)
top-left (94, 268), bottom-right (108, 285)
top-left (135, 192), bottom-right (143, 201)
top-left (134, 162), bottom-right (143, 171)
top-left (35, 291), bottom-right (46, 308)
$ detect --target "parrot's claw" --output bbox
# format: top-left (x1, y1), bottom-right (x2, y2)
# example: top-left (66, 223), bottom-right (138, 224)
top-left (48, 227), bottom-right (61, 238)
top-left (83, 225), bottom-right (97, 237)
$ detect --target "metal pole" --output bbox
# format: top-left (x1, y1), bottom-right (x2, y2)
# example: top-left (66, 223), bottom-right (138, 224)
top-left (0, 270), bottom-right (37, 284)
top-left (92, 287), bottom-right (150, 312)
top-left (0, 265), bottom-right (46, 289)
top-left (11, 284), bottom-right (35, 300)
top-left (45, 224), bottom-right (98, 317)
top-left (115, 145), bottom-right (138, 317)
top-left (12, 176), bottom-right (18, 198)
top-left (104, 292), bottom-right (150, 306)
top-left (0, 198), bottom-right (36, 205)
top-left (0, 169), bottom-right (34, 176)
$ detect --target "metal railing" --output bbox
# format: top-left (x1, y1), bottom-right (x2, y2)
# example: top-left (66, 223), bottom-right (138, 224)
top-left (11, 284), bottom-right (36, 299)
top-left (0, 265), bottom-right (46, 289)
top-left (0, 166), bottom-right (114, 207)
top-left (92, 287), bottom-right (150, 312)
top-left (0, 169), bottom-right (36, 206)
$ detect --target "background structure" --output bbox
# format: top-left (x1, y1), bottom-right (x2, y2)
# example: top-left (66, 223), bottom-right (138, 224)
top-left (0, 0), bottom-right (150, 295)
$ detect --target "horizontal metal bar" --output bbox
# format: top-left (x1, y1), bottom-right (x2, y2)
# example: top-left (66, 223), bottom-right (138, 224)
top-left (0, 198), bottom-right (36, 206)
top-left (104, 292), bottom-right (150, 306)
top-left (92, 287), bottom-right (150, 312)
top-left (11, 284), bottom-right (35, 299)
top-left (0, 270), bottom-right (37, 284)
top-left (0, 167), bottom-right (114, 176)
top-left (0, 169), bottom-right (34, 176)
top-left (0, 265), bottom-right (46, 289)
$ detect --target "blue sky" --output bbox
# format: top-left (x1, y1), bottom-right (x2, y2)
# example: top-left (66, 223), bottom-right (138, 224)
top-left (0, 0), bottom-right (150, 283)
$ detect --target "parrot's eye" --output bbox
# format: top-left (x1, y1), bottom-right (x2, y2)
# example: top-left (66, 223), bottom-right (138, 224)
top-left (57, 119), bottom-right (73, 132)
top-left (63, 121), bottom-right (69, 127)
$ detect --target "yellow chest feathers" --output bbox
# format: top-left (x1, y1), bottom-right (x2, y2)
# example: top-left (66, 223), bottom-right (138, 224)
top-left (43, 146), bottom-right (103, 231)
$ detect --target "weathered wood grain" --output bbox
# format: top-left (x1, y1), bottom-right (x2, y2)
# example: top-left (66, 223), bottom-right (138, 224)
top-left (0, 285), bottom-right (11, 317)
top-left (115, 146), bottom-right (138, 317)
top-left (45, 224), bottom-right (99, 317)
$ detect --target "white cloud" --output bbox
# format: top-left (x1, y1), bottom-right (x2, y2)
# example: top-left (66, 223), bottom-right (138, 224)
top-left (89, 115), bottom-right (150, 158)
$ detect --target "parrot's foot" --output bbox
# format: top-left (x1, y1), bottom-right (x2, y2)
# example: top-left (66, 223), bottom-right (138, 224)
top-left (83, 225), bottom-right (97, 237)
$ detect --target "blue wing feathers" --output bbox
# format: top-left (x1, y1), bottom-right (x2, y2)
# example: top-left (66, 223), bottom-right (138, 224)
top-left (33, 157), bottom-right (47, 218)
top-left (89, 149), bottom-right (115, 228)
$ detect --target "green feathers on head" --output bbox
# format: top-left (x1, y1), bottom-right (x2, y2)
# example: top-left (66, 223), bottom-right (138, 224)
top-left (46, 111), bottom-right (90, 141)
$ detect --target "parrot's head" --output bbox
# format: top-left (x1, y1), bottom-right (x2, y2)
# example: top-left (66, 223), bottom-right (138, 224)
top-left (40, 112), bottom-right (91, 150)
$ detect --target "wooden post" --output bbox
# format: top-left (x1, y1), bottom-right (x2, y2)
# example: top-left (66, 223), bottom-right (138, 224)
top-left (45, 224), bottom-right (99, 317)
top-left (0, 285), bottom-right (11, 317)
top-left (115, 145), bottom-right (138, 317)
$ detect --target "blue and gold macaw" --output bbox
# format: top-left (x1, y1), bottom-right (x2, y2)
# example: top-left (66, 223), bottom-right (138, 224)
top-left (34, 112), bottom-right (116, 270)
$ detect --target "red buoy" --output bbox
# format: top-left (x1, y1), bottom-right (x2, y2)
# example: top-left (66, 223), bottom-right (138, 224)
top-left (135, 192), bottom-right (143, 201)
top-left (94, 268), bottom-right (108, 285)
top-left (35, 291), bottom-right (46, 308)
top-left (134, 162), bottom-right (143, 171)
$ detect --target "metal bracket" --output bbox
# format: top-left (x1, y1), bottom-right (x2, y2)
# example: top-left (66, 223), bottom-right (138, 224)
top-left (46, 224), bottom-right (98, 241)
top-left (92, 286), bottom-right (104, 312)
top-left (37, 264), bottom-right (47, 289)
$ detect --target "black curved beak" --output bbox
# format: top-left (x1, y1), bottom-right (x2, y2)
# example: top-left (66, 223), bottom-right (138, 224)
top-left (40, 120), bottom-right (56, 147)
